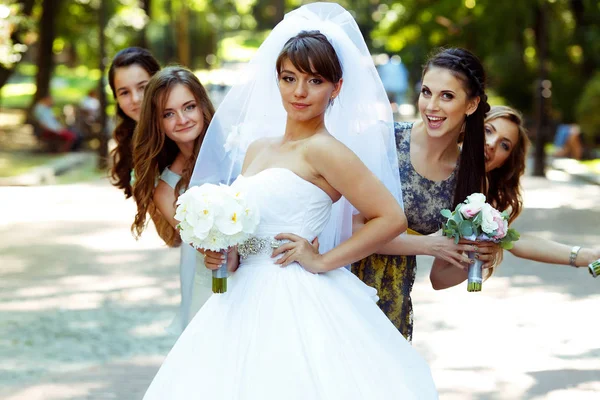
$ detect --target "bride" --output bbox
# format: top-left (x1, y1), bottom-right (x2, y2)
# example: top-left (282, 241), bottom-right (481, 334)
top-left (143, 3), bottom-right (438, 399)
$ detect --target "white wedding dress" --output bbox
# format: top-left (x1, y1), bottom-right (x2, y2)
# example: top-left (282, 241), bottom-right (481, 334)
top-left (144, 168), bottom-right (438, 399)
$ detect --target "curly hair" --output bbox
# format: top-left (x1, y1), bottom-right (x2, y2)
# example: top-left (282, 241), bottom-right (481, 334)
top-left (485, 106), bottom-right (531, 224)
top-left (108, 47), bottom-right (161, 198)
top-left (423, 48), bottom-right (490, 208)
top-left (131, 66), bottom-right (215, 246)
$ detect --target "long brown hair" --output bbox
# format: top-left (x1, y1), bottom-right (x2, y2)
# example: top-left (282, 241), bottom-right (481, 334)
top-left (423, 48), bottom-right (490, 208)
top-left (485, 106), bottom-right (531, 224)
top-left (131, 66), bottom-right (215, 246)
top-left (108, 47), bottom-right (161, 198)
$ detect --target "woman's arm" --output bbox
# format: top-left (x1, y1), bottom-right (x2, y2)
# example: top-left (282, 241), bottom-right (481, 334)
top-left (153, 181), bottom-right (179, 229)
top-left (353, 213), bottom-right (485, 269)
top-left (509, 234), bottom-right (599, 267)
top-left (273, 135), bottom-right (406, 272)
top-left (429, 234), bottom-right (600, 290)
top-left (430, 257), bottom-right (469, 290)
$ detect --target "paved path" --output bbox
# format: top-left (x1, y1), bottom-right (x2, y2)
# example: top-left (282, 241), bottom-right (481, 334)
top-left (0, 171), bottom-right (599, 399)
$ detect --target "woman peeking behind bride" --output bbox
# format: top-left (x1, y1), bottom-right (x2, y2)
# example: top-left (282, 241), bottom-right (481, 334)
top-left (143, 3), bottom-right (437, 400)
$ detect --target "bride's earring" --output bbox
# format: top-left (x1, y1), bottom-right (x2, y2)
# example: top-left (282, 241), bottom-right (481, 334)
top-left (329, 96), bottom-right (335, 107)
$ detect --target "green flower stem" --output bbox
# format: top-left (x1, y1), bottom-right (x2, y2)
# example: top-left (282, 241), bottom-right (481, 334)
top-left (212, 277), bottom-right (227, 293)
top-left (212, 252), bottom-right (228, 293)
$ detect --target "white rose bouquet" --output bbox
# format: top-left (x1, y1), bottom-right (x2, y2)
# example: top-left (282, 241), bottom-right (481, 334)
top-left (175, 183), bottom-right (260, 293)
top-left (440, 193), bottom-right (520, 292)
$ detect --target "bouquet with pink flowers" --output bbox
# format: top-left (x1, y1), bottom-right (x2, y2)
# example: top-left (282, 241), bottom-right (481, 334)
top-left (441, 193), bottom-right (520, 292)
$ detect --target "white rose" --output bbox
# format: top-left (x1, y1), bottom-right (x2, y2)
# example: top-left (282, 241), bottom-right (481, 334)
top-left (480, 203), bottom-right (499, 235)
top-left (466, 193), bottom-right (486, 206)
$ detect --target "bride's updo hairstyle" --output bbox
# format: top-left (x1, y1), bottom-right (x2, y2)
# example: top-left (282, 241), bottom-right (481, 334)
top-left (276, 30), bottom-right (342, 84)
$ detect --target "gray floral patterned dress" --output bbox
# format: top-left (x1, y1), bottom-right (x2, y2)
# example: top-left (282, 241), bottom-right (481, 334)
top-left (352, 121), bottom-right (458, 341)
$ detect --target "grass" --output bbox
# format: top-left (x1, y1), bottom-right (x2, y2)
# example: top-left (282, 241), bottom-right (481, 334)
top-left (0, 63), bottom-right (110, 110)
top-left (581, 159), bottom-right (600, 173)
top-left (0, 150), bottom-right (107, 183)
top-left (0, 152), bottom-right (62, 177)
top-left (55, 157), bottom-right (106, 184)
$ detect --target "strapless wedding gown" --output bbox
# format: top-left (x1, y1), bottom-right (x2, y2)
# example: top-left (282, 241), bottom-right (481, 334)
top-left (143, 168), bottom-right (438, 399)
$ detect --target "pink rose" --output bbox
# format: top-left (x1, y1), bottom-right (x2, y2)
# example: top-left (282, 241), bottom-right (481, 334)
top-left (460, 202), bottom-right (483, 219)
top-left (492, 211), bottom-right (508, 239)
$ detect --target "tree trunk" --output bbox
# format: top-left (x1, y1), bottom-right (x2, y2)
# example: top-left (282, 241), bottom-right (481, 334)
top-left (31, 0), bottom-right (62, 108)
top-left (570, 0), bottom-right (596, 77)
top-left (0, 0), bottom-right (36, 90)
top-left (253, 0), bottom-right (285, 30)
top-left (174, 1), bottom-right (190, 66)
top-left (97, 0), bottom-right (109, 170)
top-left (533, 2), bottom-right (548, 177)
top-left (138, 0), bottom-right (151, 49)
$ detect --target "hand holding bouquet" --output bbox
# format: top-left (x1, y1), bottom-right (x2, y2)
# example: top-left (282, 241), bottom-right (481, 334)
top-left (441, 193), bottom-right (520, 292)
top-left (175, 183), bottom-right (259, 293)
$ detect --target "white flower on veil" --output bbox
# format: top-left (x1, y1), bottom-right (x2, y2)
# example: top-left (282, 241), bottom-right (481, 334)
top-left (223, 122), bottom-right (262, 153)
top-left (223, 125), bottom-right (242, 153)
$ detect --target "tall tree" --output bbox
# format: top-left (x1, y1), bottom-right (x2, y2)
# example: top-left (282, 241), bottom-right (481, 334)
top-left (98, 0), bottom-right (109, 170)
top-left (173, 0), bottom-right (190, 66)
top-left (31, 0), bottom-right (61, 107)
top-left (533, 1), bottom-right (550, 176)
top-left (139, 0), bottom-right (152, 48)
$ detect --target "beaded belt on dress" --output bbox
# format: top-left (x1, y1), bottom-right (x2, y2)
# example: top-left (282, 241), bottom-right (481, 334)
top-left (238, 236), bottom-right (288, 259)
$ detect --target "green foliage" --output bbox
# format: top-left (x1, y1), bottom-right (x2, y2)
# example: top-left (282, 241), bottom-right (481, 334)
top-left (372, 0), bottom-right (600, 122)
top-left (0, 0), bottom-right (36, 69)
top-left (2, 0), bottom-right (599, 128)
top-left (0, 152), bottom-right (62, 177)
top-left (500, 229), bottom-right (520, 250)
top-left (0, 63), bottom-right (113, 110)
top-left (576, 72), bottom-right (600, 141)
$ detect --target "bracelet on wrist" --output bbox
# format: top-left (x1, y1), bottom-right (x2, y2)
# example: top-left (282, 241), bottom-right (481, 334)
top-left (569, 245), bottom-right (581, 267)
top-left (589, 259), bottom-right (600, 278)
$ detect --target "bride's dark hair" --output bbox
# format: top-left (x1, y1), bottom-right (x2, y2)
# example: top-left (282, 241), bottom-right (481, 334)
top-left (276, 30), bottom-right (342, 84)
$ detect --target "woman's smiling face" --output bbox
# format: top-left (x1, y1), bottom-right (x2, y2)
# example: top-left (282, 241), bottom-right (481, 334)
top-left (484, 117), bottom-right (519, 172)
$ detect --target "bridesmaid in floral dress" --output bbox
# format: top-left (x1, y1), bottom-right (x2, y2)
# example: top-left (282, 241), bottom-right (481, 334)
top-left (352, 48), bottom-right (494, 341)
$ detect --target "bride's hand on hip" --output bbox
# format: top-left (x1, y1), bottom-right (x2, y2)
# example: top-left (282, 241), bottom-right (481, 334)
top-left (272, 234), bottom-right (325, 273)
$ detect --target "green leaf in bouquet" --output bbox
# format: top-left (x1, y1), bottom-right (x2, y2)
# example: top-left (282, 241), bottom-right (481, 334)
top-left (501, 210), bottom-right (511, 220)
top-left (446, 219), bottom-right (458, 229)
top-left (472, 212), bottom-right (483, 226)
top-left (453, 233), bottom-right (460, 244)
top-left (440, 209), bottom-right (453, 219)
top-left (500, 240), bottom-right (514, 250)
top-left (458, 220), bottom-right (474, 237)
top-left (505, 228), bottom-right (520, 242)
top-left (455, 210), bottom-right (464, 222)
